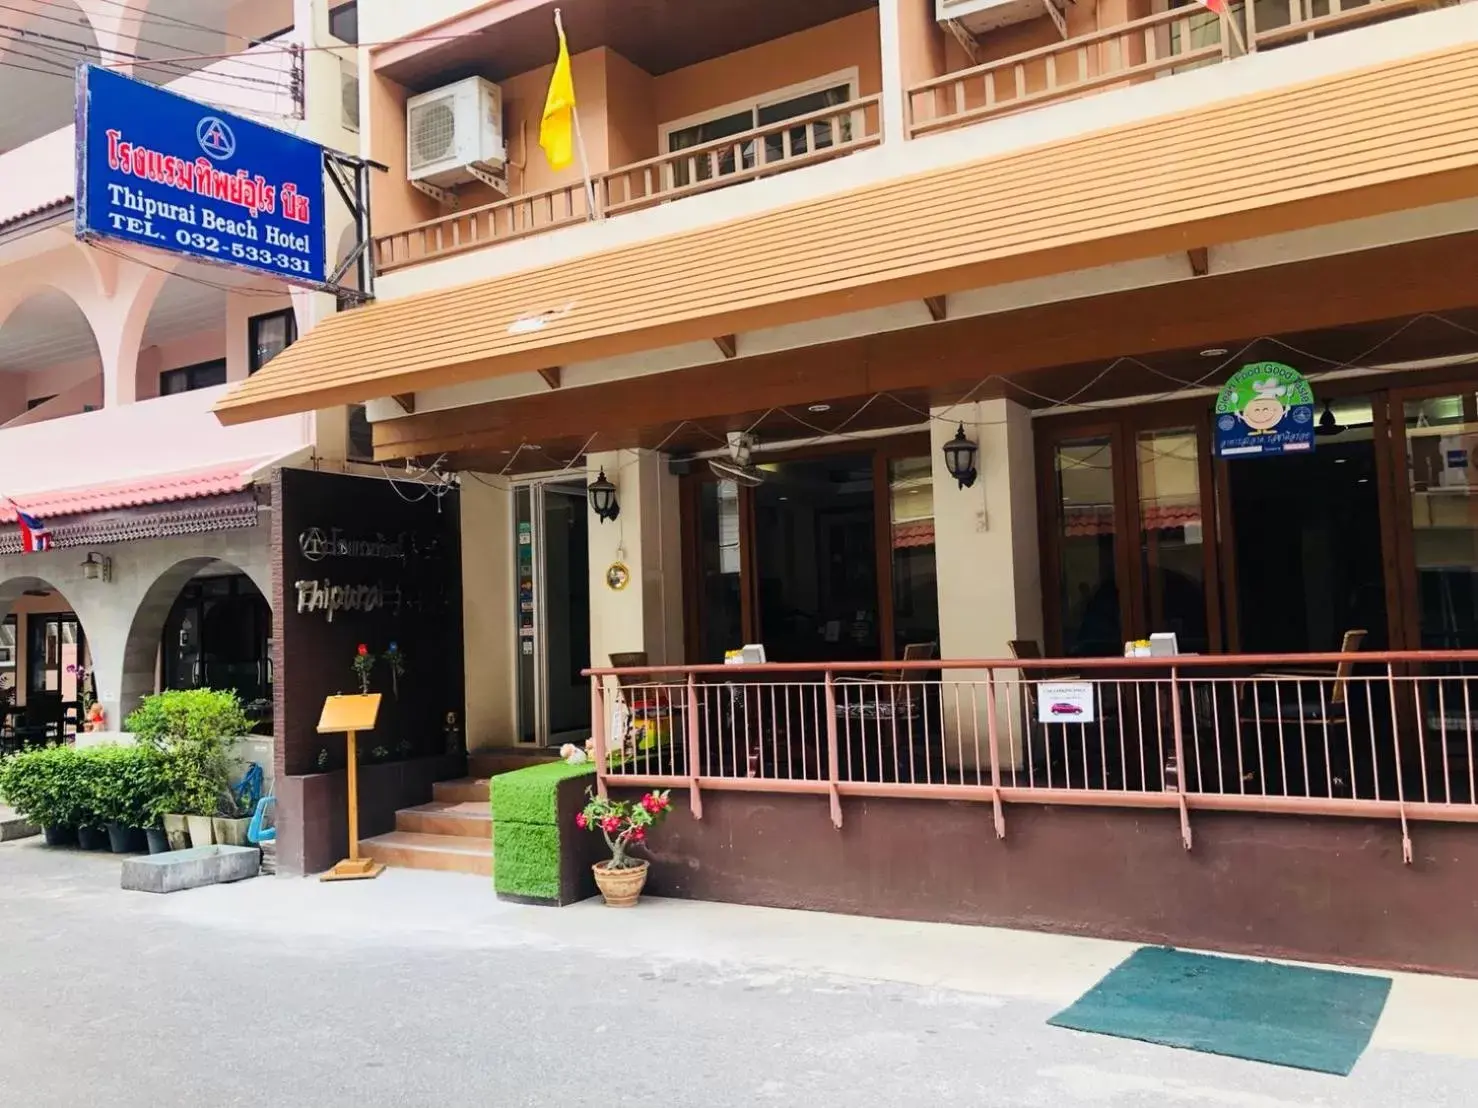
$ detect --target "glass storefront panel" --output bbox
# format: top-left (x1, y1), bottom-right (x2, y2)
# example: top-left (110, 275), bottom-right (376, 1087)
top-left (1136, 428), bottom-right (1208, 653)
top-left (696, 479), bottom-right (744, 663)
top-left (888, 457), bottom-right (939, 654)
top-left (1405, 392), bottom-right (1478, 650)
top-left (1055, 436), bottom-right (1122, 656)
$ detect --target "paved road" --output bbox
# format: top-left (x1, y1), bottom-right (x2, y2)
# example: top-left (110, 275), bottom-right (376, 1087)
top-left (1, 838), bottom-right (1475, 1107)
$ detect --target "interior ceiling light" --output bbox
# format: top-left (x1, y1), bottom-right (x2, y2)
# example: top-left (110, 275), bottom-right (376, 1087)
top-left (1199, 347), bottom-right (1229, 358)
top-left (808, 404), bottom-right (833, 413)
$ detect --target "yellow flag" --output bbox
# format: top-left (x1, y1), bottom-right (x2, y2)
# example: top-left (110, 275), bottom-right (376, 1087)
top-left (539, 19), bottom-right (576, 172)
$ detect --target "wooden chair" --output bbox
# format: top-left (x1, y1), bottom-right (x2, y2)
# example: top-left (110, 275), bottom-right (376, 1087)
top-left (1243, 629), bottom-right (1367, 798)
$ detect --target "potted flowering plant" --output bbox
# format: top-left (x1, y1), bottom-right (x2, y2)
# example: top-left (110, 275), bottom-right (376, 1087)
top-left (575, 788), bottom-right (671, 907)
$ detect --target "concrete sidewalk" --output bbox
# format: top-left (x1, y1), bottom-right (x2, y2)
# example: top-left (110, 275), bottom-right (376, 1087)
top-left (3, 835), bottom-right (1476, 1106)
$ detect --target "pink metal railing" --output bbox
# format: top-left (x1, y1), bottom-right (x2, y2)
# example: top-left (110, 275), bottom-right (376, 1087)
top-left (589, 652), bottom-right (1478, 861)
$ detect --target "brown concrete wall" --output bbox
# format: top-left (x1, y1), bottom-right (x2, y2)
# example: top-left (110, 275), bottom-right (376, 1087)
top-left (620, 788), bottom-right (1478, 977)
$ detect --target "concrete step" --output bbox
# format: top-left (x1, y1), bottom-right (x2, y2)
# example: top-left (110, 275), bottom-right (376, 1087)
top-left (467, 749), bottom-right (562, 778)
top-left (358, 831), bottom-right (492, 877)
top-left (396, 801), bottom-right (491, 839)
top-left (432, 777), bottom-right (490, 804)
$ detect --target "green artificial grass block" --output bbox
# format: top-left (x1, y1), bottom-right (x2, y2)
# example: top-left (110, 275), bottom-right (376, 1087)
top-left (490, 761), bottom-right (595, 826)
top-left (493, 820), bottom-right (562, 901)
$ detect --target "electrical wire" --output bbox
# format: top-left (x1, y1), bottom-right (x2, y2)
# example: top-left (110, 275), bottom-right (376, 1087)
top-left (0, 22), bottom-right (290, 91)
top-left (1, 2), bottom-right (288, 77)
top-left (72, 0), bottom-right (259, 48)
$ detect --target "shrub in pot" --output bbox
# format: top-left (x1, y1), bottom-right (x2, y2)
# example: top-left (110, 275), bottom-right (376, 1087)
top-left (575, 788), bottom-right (672, 907)
top-left (127, 689), bottom-right (247, 851)
top-left (72, 752), bottom-right (110, 851)
top-left (0, 745), bottom-right (92, 846)
top-left (90, 745), bottom-right (157, 854)
top-left (0, 746), bottom-right (75, 843)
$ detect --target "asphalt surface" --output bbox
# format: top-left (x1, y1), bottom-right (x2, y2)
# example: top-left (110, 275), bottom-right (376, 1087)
top-left (1, 838), bottom-right (1475, 1107)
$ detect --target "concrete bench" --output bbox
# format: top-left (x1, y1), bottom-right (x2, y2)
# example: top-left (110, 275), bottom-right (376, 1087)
top-left (121, 845), bottom-right (260, 894)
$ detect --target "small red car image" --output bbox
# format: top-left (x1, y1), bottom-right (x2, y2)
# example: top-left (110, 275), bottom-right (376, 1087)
top-left (1049, 702), bottom-right (1084, 716)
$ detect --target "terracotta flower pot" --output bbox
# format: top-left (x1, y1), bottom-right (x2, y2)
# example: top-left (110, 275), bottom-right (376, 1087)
top-left (592, 860), bottom-right (649, 907)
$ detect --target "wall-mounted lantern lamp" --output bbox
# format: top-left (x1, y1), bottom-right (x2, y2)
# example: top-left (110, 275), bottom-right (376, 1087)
top-left (588, 468), bottom-right (620, 523)
top-left (943, 425), bottom-right (979, 490)
top-left (81, 551), bottom-right (113, 583)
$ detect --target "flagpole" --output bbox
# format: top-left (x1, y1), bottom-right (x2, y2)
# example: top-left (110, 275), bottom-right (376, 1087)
top-left (554, 8), bottom-right (602, 221)
top-left (1220, 8), bottom-right (1248, 56)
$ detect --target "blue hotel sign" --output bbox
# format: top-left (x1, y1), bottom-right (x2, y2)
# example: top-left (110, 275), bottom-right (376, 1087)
top-left (75, 65), bottom-right (327, 287)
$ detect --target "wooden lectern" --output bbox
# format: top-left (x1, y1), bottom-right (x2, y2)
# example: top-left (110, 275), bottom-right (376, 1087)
top-left (317, 693), bottom-right (384, 882)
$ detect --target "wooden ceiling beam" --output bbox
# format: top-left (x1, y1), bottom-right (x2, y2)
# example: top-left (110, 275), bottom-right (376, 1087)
top-left (390, 393), bottom-right (415, 414)
top-left (372, 231), bottom-right (1478, 462)
top-left (538, 367), bottom-right (562, 389)
top-left (1187, 247), bottom-right (1210, 277)
top-left (714, 335), bottom-right (738, 359)
top-left (924, 296), bottom-right (947, 322)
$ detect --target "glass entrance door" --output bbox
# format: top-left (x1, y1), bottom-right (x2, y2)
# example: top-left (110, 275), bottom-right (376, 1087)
top-left (515, 480), bottom-right (592, 746)
top-left (26, 614), bottom-right (84, 740)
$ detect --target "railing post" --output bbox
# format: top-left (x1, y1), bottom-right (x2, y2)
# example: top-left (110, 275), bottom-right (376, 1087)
top-left (686, 673), bottom-right (703, 820)
top-left (591, 675), bottom-right (609, 799)
top-left (824, 670), bottom-right (843, 829)
top-left (1169, 666), bottom-right (1192, 851)
top-left (1386, 663), bottom-right (1413, 863)
top-left (983, 668), bottom-right (1006, 840)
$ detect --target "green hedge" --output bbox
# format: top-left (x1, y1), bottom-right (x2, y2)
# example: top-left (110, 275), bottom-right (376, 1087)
top-left (491, 761), bottom-right (594, 901)
top-left (490, 760), bottom-right (594, 825)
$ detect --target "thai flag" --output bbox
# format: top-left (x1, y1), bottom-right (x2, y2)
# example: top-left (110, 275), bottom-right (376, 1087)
top-left (16, 510), bottom-right (52, 553)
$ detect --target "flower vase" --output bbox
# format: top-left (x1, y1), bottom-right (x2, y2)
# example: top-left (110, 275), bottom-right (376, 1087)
top-left (592, 860), bottom-right (649, 907)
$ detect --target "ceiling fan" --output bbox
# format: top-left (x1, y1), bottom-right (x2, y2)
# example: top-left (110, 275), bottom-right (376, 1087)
top-left (708, 432), bottom-right (765, 487)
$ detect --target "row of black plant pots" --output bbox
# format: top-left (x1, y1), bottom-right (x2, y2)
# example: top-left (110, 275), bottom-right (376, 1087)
top-left (42, 823), bottom-right (172, 855)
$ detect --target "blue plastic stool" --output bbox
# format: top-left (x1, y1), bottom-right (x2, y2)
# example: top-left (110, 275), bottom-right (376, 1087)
top-left (247, 795), bottom-right (276, 844)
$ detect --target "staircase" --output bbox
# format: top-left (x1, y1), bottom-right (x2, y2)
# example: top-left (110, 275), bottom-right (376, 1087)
top-left (359, 750), bottom-right (558, 877)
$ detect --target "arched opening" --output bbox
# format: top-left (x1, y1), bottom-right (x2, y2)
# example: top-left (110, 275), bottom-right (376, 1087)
top-left (0, 576), bottom-right (95, 750)
top-left (0, 287), bottom-right (102, 431)
top-left (121, 557), bottom-right (273, 733)
top-left (0, 0), bottom-right (99, 152)
top-left (134, 272), bottom-right (230, 401)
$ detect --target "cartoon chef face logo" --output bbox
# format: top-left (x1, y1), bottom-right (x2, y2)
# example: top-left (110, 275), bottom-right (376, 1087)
top-left (1241, 378), bottom-right (1287, 432)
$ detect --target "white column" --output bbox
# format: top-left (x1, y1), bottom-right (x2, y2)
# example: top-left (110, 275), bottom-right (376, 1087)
top-left (931, 400), bottom-right (1043, 766)
top-left (586, 449), bottom-right (684, 669)
top-left (878, 0), bottom-right (908, 144)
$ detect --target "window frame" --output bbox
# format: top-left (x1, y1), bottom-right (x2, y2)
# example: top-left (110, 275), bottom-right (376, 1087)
top-left (657, 67), bottom-right (860, 165)
top-left (247, 308), bottom-right (298, 375)
top-left (159, 358), bottom-right (228, 396)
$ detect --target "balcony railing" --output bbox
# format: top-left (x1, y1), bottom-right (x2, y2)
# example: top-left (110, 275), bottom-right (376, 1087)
top-left (589, 651), bottom-right (1478, 859)
top-left (374, 94), bottom-right (884, 273)
top-left (908, 0), bottom-right (1433, 137)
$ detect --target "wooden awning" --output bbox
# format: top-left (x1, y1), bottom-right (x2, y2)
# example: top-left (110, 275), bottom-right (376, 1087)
top-left (215, 42), bottom-right (1478, 427)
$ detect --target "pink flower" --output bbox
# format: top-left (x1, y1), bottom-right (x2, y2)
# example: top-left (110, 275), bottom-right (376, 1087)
top-left (628, 827), bottom-right (646, 843)
top-left (601, 816), bottom-right (622, 834)
top-left (575, 813), bottom-right (587, 830)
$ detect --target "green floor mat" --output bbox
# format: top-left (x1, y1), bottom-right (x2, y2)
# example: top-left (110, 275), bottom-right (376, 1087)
top-left (1048, 946), bottom-right (1391, 1075)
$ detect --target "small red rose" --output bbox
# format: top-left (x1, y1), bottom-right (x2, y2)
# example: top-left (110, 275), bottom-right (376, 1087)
top-left (357, 644), bottom-right (369, 656)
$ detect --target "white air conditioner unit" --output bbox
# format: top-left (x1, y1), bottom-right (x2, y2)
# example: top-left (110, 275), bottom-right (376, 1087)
top-left (937, 0), bottom-right (1051, 36)
top-left (406, 76), bottom-right (508, 203)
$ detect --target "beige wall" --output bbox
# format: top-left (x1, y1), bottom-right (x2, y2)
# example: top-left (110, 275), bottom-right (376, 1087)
top-left (651, 11), bottom-right (882, 127)
top-left (931, 400), bottom-right (1042, 766)
top-left (586, 450), bottom-right (683, 672)
top-left (460, 473), bottom-right (516, 749)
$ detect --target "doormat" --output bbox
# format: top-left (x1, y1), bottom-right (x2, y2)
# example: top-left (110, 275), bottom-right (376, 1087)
top-left (1047, 946), bottom-right (1391, 1075)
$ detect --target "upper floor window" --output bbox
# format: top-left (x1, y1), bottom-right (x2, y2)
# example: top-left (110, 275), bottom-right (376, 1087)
top-left (249, 309), bottom-right (297, 374)
top-left (661, 72), bottom-right (856, 189)
top-left (330, 2), bottom-right (359, 45)
top-left (160, 360), bottom-right (228, 396)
